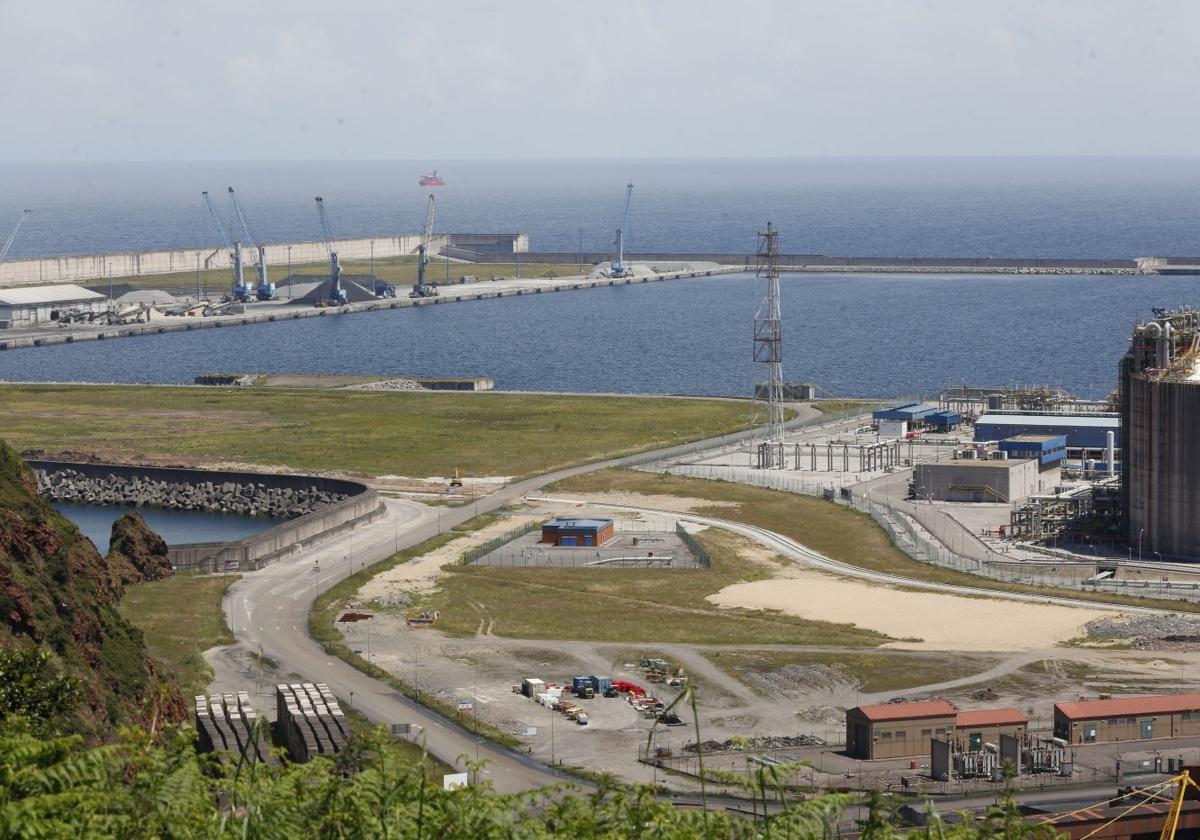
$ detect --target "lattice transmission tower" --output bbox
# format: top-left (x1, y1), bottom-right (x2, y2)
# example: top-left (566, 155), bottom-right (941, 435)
top-left (753, 222), bottom-right (786, 468)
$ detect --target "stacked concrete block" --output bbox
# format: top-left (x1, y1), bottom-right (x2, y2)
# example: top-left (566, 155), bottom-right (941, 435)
top-left (275, 683), bottom-right (349, 763)
top-left (194, 693), bottom-right (273, 764)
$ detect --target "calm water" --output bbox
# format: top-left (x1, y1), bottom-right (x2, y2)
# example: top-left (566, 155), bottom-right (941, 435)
top-left (4, 158), bottom-right (1200, 397)
top-left (53, 502), bottom-right (277, 555)
top-left (3, 271), bottom-right (1198, 398)
top-left (4, 158), bottom-right (1200, 259)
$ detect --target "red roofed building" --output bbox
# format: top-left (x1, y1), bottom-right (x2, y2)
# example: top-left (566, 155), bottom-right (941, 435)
top-left (1053, 693), bottom-right (1200, 745)
top-left (847, 701), bottom-right (1030, 760)
top-left (955, 708), bottom-right (1028, 752)
top-left (847, 700), bottom-right (957, 760)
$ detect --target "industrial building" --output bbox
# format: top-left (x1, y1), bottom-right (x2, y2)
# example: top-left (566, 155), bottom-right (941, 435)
top-left (1120, 307), bottom-right (1200, 560)
top-left (1053, 692), bottom-right (1200, 745)
top-left (913, 454), bottom-right (1061, 503)
top-left (974, 413), bottom-right (1120, 451)
top-left (846, 701), bottom-right (1029, 760)
top-left (955, 708), bottom-right (1029, 751)
top-left (540, 517), bottom-right (615, 547)
top-left (0, 284), bottom-right (107, 328)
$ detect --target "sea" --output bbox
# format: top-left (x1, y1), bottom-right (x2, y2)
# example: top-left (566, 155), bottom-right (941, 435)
top-left (2, 157), bottom-right (1200, 398)
top-left (51, 501), bottom-right (276, 555)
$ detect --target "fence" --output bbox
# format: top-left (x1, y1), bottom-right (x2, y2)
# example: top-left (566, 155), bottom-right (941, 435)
top-left (645, 462), bottom-right (1200, 604)
top-left (459, 520), bottom-right (540, 565)
top-left (675, 522), bottom-right (711, 569)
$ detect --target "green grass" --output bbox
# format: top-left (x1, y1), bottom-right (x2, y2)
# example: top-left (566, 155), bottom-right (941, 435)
top-left (420, 527), bottom-right (892, 646)
top-left (310, 519), bottom-right (523, 749)
top-left (119, 574), bottom-right (239, 698)
top-left (549, 469), bottom-right (1200, 614)
top-left (703, 649), bottom-right (997, 694)
top-left (52, 255), bottom-right (592, 294)
top-left (0, 385), bottom-right (753, 478)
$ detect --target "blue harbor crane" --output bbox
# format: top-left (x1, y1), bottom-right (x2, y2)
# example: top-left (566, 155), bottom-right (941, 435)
top-left (409, 193), bottom-right (439, 298)
top-left (227, 187), bottom-right (276, 300)
top-left (610, 183), bottom-right (634, 278)
top-left (0, 209), bottom-right (31, 263)
top-left (314, 196), bottom-right (347, 305)
top-left (202, 191), bottom-right (250, 302)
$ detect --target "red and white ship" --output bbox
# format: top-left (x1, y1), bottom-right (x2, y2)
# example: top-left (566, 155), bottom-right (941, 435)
top-left (418, 170), bottom-right (446, 187)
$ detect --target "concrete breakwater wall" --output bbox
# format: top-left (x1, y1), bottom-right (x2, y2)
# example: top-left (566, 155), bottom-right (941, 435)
top-left (0, 233), bottom-right (529, 288)
top-left (29, 460), bottom-right (381, 573)
top-left (515, 251), bottom-right (1144, 273)
top-left (35, 468), bottom-right (347, 519)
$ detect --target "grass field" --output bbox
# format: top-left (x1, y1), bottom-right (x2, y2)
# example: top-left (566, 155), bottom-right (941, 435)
top-left (548, 469), bottom-right (1200, 614)
top-left (703, 649), bottom-right (997, 695)
top-left (419, 528), bottom-right (892, 646)
top-left (58, 255), bottom-right (590, 294)
top-left (119, 574), bottom-right (238, 698)
top-left (0, 385), bottom-right (754, 478)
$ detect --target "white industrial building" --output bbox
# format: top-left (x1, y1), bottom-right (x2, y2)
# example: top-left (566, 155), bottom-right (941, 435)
top-left (0, 284), bottom-right (107, 329)
top-left (913, 457), bottom-right (1061, 504)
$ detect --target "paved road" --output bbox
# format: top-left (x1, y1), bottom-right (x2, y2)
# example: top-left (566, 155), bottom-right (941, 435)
top-left (530, 496), bottom-right (1174, 617)
top-left (221, 434), bottom-right (761, 792)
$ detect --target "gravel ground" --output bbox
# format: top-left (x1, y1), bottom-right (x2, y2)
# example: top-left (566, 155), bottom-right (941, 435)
top-left (1087, 614), bottom-right (1200, 640)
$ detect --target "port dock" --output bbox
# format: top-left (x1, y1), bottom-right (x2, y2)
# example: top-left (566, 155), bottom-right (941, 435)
top-left (0, 267), bottom-right (738, 351)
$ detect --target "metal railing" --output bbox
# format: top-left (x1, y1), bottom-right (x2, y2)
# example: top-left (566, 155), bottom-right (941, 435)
top-left (675, 521), bottom-right (711, 569)
top-left (642, 462), bottom-right (1200, 604)
top-left (460, 520), bottom-right (540, 565)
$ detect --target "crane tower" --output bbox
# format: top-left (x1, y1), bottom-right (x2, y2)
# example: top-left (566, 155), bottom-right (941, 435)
top-left (314, 196), bottom-right (347, 305)
top-left (610, 183), bottom-right (634, 277)
top-left (0, 210), bottom-right (31, 263)
top-left (409, 193), bottom-right (439, 298)
top-left (227, 187), bottom-right (275, 300)
top-left (203, 191), bottom-right (249, 302)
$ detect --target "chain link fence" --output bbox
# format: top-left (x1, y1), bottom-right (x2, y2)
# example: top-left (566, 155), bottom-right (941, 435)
top-left (644, 462), bottom-right (1200, 604)
top-left (460, 520), bottom-right (540, 565)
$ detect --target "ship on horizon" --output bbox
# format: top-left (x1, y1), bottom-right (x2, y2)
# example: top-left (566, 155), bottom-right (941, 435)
top-left (419, 170), bottom-right (446, 187)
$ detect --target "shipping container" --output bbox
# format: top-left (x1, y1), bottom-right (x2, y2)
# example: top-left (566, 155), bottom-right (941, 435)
top-left (573, 675), bottom-right (596, 694)
top-left (522, 678), bottom-right (545, 698)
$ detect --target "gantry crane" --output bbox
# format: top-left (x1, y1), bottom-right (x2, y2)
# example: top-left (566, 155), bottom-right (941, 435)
top-left (409, 193), bottom-right (439, 298)
top-left (314, 196), bottom-right (347, 305)
top-left (227, 187), bottom-right (275, 300)
top-left (202, 191), bottom-right (250, 302)
top-left (610, 183), bottom-right (634, 277)
top-left (0, 209), bottom-right (31, 263)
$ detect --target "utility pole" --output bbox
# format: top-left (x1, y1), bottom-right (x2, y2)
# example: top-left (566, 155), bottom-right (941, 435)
top-left (753, 222), bottom-right (785, 468)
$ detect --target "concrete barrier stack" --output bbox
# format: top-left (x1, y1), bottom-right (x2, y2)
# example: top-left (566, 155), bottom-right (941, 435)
top-left (275, 683), bottom-right (348, 763)
top-left (194, 693), bottom-right (273, 764)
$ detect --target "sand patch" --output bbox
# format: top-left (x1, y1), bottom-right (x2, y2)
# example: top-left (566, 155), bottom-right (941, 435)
top-left (357, 515), bottom-right (541, 603)
top-left (706, 572), bottom-right (1113, 652)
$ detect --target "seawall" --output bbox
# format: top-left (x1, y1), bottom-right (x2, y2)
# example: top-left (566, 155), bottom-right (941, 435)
top-left (0, 268), bottom-right (735, 351)
top-left (503, 251), bottom-right (1146, 274)
top-left (30, 459), bottom-right (382, 573)
top-left (0, 233), bottom-right (530, 288)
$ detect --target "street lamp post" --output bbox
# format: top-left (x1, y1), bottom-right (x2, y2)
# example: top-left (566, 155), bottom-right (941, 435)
top-left (1138, 529), bottom-right (1144, 562)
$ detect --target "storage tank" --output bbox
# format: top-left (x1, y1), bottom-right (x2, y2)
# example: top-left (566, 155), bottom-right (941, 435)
top-left (1121, 308), bottom-right (1200, 560)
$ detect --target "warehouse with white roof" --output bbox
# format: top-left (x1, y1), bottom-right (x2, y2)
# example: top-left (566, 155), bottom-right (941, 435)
top-left (0, 284), bottom-right (107, 329)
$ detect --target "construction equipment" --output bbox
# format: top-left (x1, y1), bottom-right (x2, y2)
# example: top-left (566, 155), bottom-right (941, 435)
top-left (609, 183), bottom-right (634, 277)
top-left (448, 468), bottom-right (463, 489)
top-left (203, 191), bottom-right (251, 302)
top-left (0, 209), bottom-right (31, 263)
top-left (314, 196), bottom-right (347, 305)
top-left (409, 193), bottom-right (439, 298)
top-left (228, 187), bottom-right (275, 301)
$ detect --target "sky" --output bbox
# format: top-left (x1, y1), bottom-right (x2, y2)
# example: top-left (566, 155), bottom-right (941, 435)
top-left (0, 0), bottom-right (1197, 161)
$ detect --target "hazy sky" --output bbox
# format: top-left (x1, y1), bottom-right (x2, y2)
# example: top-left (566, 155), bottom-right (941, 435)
top-left (1, 0), bottom-right (1196, 161)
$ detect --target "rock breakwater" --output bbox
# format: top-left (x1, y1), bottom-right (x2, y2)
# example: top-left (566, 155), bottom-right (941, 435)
top-left (35, 468), bottom-right (346, 519)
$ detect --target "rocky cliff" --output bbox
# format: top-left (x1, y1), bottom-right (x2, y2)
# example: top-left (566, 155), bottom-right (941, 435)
top-left (0, 440), bottom-right (185, 737)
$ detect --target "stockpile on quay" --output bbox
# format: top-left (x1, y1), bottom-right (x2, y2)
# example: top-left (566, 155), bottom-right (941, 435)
top-left (35, 468), bottom-right (346, 517)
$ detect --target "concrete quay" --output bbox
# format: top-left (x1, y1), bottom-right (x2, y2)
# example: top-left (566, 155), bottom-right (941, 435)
top-left (0, 267), bottom-right (738, 351)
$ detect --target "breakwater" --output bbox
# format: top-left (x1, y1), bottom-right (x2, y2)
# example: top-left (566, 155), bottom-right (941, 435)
top-left (36, 468), bottom-right (346, 518)
top-left (502, 251), bottom-right (1148, 274)
top-left (28, 460), bottom-right (381, 572)
top-left (0, 268), bottom-right (732, 352)
top-left (0, 233), bottom-right (529, 288)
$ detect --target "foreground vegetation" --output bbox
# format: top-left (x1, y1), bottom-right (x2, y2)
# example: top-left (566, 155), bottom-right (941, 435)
top-left (550, 469), bottom-right (1200, 614)
top-left (0, 385), bottom-right (753, 478)
top-left (119, 574), bottom-right (239, 699)
top-left (421, 528), bottom-right (892, 646)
